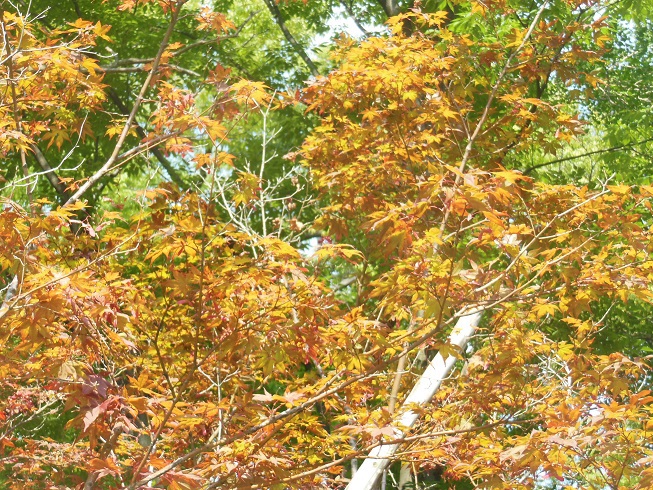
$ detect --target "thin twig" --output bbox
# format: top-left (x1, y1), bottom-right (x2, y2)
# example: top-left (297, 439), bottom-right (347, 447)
top-left (64, 0), bottom-right (187, 206)
top-left (524, 136), bottom-right (653, 174)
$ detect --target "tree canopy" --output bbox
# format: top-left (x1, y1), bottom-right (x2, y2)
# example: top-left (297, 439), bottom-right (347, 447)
top-left (1, 0), bottom-right (653, 489)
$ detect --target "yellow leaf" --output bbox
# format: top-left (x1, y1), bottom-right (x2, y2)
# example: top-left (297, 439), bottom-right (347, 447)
top-left (482, 211), bottom-right (505, 228)
top-left (94, 21), bottom-right (112, 42)
top-left (531, 303), bottom-right (559, 319)
top-left (258, 237), bottom-right (300, 260)
top-left (231, 79), bottom-right (271, 107)
top-left (607, 184), bottom-right (630, 195)
top-left (201, 118), bottom-right (227, 141)
top-left (311, 244), bottom-right (363, 263)
top-left (81, 57), bottom-right (100, 76)
top-left (471, 1), bottom-right (487, 15)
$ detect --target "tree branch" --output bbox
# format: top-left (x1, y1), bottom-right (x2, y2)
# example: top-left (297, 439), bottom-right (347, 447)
top-left (345, 311), bottom-right (483, 490)
top-left (29, 144), bottom-right (71, 201)
top-left (339, 0), bottom-right (370, 36)
top-left (105, 87), bottom-right (188, 190)
top-left (64, 0), bottom-right (187, 206)
top-left (261, 0), bottom-right (319, 77)
top-left (524, 136), bottom-right (653, 174)
top-left (101, 63), bottom-right (201, 77)
top-left (347, 6), bottom-right (551, 488)
top-left (376, 0), bottom-right (400, 18)
top-left (70, 0), bottom-right (83, 18)
top-left (99, 11), bottom-right (258, 71)
top-left (123, 304), bottom-right (488, 489)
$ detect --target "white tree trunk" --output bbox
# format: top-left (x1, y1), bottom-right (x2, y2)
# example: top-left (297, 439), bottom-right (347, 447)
top-left (345, 311), bottom-right (483, 490)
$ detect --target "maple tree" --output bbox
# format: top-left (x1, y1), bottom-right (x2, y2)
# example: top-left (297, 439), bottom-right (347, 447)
top-left (1, 0), bottom-right (653, 489)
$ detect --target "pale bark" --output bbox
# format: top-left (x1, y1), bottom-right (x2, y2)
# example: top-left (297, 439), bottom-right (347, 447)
top-left (345, 310), bottom-right (482, 490)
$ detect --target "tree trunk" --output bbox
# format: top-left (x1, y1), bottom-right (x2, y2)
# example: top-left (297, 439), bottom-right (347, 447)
top-left (345, 311), bottom-right (482, 490)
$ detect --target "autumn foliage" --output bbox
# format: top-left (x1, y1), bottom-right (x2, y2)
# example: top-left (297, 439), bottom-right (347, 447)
top-left (1, 0), bottom-right (652, 489)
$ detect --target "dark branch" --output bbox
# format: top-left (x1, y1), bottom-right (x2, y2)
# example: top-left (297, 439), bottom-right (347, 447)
top-left (29, 145), bottom-right (71, 202)
top-left (106, 87), bottom-right (189, 190)
top-left (339, 0), bottom-right (370, 36)
top-left (524, 136), bottom-right (653, 175)
top-left (64, 1), bottom-right (186, 206)
top-left (376, 0), bottom-right (400, 18)
top-left (261, 0), bottom-right (319, 77)
top-left (101, 63), bottom-right (201, 77)
top-left (70, 0), bottom-right (83, 18)
top-left (99, 11), bottom-right (258, 71)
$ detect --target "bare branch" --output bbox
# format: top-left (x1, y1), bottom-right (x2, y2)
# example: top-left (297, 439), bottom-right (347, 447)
top-left (376, 0), bottom-right (400, 18)
top-left (99, 11), bottom-right (258, 70)
top-left (524, 136), bottom-right (653, 174)
top-left (64, 0), bottom-right (187, 206)
top-left (105, 87), bottom-right (188, 190)
top-left (29, 144), bottom-right (71, 201)
top-left (261, 0), bottom-right (319, 77)
top-left (338, 0), bottom-right (370, 36)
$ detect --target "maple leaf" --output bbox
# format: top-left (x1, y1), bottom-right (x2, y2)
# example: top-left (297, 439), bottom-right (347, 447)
top-left (253, 391), bottom-right (274, 403)
top-left (42, 129), bottom-right (71, 150)
top-left (231, 79), bottom-right (271, 107)
top-left (87, 458), bottom-right (120, 480)
top-left (367, 426), bottom-right (399, 439)
top-left (531, 303), bottom-right (559, 319)
top-left (93, 21), bottom-right (112, 42)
